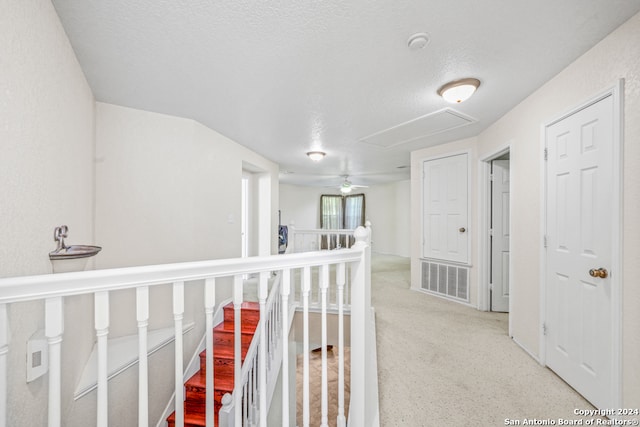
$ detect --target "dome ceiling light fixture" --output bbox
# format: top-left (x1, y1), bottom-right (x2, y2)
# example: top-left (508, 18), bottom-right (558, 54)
top-left (306, 151), bottom-right (326, 161)
top-left (437, 78), bottom-right (481, 103)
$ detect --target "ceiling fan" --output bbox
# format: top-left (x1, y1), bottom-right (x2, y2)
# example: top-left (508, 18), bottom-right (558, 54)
top-left (336, 175), bottom-right (368, 194)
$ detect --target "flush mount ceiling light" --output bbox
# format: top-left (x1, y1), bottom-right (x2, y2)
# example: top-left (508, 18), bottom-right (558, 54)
top-left (437, 78), bottom-right (481, 103)
top-left (306, 151), bottom-right (326, 161)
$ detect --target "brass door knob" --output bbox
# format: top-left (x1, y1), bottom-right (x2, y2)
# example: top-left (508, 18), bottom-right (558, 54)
top-left (459, 227), bottom-right (466, 233)
top-left (589, 268), bottom-right (608, 279)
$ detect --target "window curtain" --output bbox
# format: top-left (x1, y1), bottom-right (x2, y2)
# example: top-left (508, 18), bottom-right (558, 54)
top-left (320, 195), bottom-right (343, 229)
top-left (344, 194), bottom-right (365, 229)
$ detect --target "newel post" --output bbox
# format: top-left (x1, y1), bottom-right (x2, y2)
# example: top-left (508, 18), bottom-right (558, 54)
top-left (349, 225), bottom-right (372, 426)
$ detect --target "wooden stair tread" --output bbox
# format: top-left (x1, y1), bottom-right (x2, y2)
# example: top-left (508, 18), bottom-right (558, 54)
top-left (166, 406), bottom-right (207, 427)
top-left (215, 321), bottom-right (257, 335)
top-left (186, 370), bottom-right (235, 392)
top-left (167, 302), bottom-right (259, 427)
top-left (223, 301), bottom-right (260, 311)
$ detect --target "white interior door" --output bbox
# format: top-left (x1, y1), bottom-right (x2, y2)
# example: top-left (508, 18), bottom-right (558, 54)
top-left (491, 159), bottom-right (510, 312)
top-left (545, 93), bottom-right (616, 409)
top-left (422, 153), bottom-right (468, 264)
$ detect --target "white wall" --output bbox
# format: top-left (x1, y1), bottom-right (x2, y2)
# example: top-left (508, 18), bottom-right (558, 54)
top-left (0, 1), bottom-right (96, 426)
top-left (0, 2), bottom-right (281, 422)
top-left (93, 102), bottom-right (279, 425)
top-left (279, 181), bottom-right (411, 257)
top-left (411, 12), bottom-right (640, 408)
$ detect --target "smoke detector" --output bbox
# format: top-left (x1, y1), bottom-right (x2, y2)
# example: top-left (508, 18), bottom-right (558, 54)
top-left (407, 33), bottom-right (430, 50)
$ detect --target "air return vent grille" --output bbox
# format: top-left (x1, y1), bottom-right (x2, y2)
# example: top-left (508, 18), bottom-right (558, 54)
top-left (421, 260), bottom-right (469, 302)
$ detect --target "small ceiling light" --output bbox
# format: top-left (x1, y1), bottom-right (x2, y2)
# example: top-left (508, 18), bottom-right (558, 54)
top-left (306, 151), bottom-right (326, 161)
top-left (407, 33), bottom-right (430, 50)
top-left (437, 78), bottom-right (481, 103)
top-left (340, 184), bottom-right (352, 194)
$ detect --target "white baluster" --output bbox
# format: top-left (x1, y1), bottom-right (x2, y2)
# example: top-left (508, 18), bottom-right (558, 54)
top-left (233, 275), bottom-right (243, 427)
top-left (250, 357), bottom-right (257, 426)
top-left (205, 278), bottom-right (216, 427)
top-left (336, 263), bottom-right (346, 427)
top-left (136, 287), bottom-right (149, 427)
top-left (258, 272), bottom-right (268, 427)
top-left (281, 269), bottom-right (291, 427)
top-left (94, 292), bottom-right (109, 427)
top-left (243, 382), bottom-right (248, 426)
top-left (0, 304), bottom-right (6, 427)
top-left (173, 282), bottom-right (185, 427)
top-left (320, 264), bottom-right (329, 427)
top-left (302, 266), bottom-right (310, 427)
top-left (45, 297), bottom-right (64, 427)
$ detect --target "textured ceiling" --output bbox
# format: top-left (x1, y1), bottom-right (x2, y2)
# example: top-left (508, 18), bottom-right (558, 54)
top-left (52, 0), bottom-right (640, 187)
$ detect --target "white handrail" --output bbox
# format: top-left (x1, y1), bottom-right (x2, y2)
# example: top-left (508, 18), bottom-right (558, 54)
top-left (0, 250), bottom-right (362, 304)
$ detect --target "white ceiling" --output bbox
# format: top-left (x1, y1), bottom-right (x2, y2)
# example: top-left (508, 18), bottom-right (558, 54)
top-left (52, 0), bottom-right (640, 188)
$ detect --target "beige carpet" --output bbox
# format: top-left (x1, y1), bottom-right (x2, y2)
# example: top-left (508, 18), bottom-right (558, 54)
top-left (371, 253), bottom-right (597, 427)
top-left (296, 346), bottom-right (350, 427)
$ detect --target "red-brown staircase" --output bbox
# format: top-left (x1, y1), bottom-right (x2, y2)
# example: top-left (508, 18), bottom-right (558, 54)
top-left (168, 301), bottom-right (260, 427)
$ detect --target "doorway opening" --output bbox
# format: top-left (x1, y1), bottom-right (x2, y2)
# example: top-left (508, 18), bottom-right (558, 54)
top-left (479, 147), bottom-right (512, 331)
top-left (241, 175), bottom-right (250, 259)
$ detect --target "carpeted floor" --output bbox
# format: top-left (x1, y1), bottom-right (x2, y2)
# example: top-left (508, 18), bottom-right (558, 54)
top-left (371, 253), bottom-right (597, 427)
top-left (292, 253), bottom-right (596, 426)
top-left (296, 346), bottom-right (350, 427)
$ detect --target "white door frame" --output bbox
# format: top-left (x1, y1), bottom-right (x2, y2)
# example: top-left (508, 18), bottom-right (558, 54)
top-left (478, 144), bottom-right (513, 333)
top-left (539, 80), bottom-right (623, 409)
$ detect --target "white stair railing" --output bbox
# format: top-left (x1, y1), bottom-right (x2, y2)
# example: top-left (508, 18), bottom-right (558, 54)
top-left (0, 226), bottom-right (375, 427)
top-left (219, 270), bottom-right (283, 427)
top-left (287, 221), bottom-right (371, 253)
top-left (221, 226), bottom-right (373, 426)
top-left (287, 222), bottom-right (372, 312)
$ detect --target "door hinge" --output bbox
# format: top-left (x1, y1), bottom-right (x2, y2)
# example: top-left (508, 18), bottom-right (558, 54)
top-left (489, 228), bottom-right (494, 236)
top-left (542, 323), bottom-right (547, 336)
top-left (489, 173), bottom-right (495, 181)
top-left (544, 148), bottom-right (548, 161)
top-left (543, 235), bottom-right (548, 248)
top-left (489, 282), bottom-right (493, 291)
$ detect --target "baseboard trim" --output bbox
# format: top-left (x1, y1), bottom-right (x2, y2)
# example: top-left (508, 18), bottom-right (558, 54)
top-left (512, 336), bottom-right (542, 365)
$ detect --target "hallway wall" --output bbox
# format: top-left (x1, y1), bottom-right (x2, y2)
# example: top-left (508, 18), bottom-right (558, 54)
top-left (94, 102), bottom-right (279, 425)
top-left (0, 2), bottom-right (281, 424)
top-left (0, 1), bottom-right (96, 426)
top-left (279, 180), bottom-right (410, 257)
top-left (411, 11), bottom-right (640, 408)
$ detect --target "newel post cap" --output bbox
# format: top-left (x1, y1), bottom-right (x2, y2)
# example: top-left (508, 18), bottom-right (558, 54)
top-left (353, 226), bottom-right (369, 247)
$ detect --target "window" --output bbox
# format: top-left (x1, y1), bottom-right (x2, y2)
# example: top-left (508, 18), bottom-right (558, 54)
top-left (320, 194), bottom-right (365, 248)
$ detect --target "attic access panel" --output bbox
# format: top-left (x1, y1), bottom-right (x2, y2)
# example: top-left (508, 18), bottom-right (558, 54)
top-left (359, 108), bottom-right (476, 149)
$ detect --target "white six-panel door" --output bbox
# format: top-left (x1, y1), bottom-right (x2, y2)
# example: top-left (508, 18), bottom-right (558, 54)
top-left (545, 93), bottom-right (616, 410)
top-left (423, 153), bottom-right (468, 264)
top-left (491, 160), bottom-right (510, 312)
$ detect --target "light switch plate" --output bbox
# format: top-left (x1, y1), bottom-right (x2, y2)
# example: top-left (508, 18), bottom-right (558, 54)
top-left (27, 329), bottom-right (48, 382)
